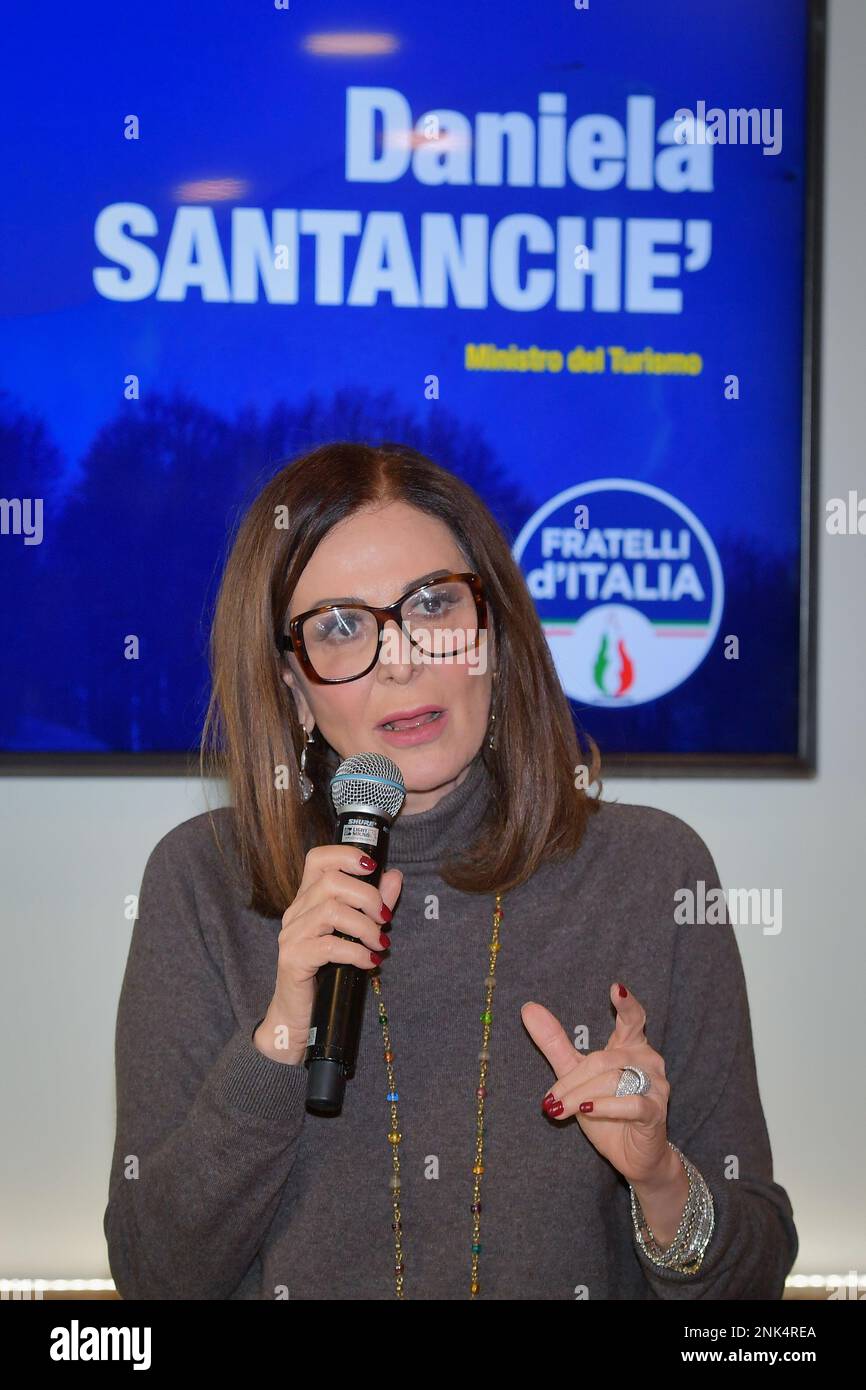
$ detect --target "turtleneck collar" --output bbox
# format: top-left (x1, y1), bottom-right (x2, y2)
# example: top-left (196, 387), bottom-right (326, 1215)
top-left (385, 749), bottom-right (493, 866)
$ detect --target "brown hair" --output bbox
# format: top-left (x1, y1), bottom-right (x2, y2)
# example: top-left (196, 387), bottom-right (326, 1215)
top-left (201, 441), bottom-right (602, 917)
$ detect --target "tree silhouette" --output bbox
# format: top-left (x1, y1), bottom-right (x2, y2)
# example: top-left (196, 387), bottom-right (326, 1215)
top-left (0, 390), bottom-right (69, 748)
top-left (231, 386), bottom-right (536, 544)
top-left (55, 390), bottom-right (242, 750)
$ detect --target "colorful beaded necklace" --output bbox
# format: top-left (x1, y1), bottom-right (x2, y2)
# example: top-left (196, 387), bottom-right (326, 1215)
top-left (369, 891), bottom-right (504, 1299)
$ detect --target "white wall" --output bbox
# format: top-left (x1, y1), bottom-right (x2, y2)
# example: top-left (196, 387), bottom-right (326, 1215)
top-left (1, 0), bottom-right (864, 1284)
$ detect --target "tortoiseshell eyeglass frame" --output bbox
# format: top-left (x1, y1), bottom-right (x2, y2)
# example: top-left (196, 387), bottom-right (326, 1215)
top-left (277, 571), bottom-right (488, 684)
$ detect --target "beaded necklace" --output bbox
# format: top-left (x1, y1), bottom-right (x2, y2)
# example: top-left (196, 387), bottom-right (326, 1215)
top-left (369, 891), bottom-right (504, 1299)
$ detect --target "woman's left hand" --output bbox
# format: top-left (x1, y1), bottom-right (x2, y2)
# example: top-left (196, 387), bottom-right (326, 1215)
top-left (521, 984), bottom-right (674, 1189)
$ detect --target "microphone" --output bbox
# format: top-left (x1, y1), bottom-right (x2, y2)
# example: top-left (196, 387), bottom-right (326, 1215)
top-left (305, 752), bottom-right (406, 1114)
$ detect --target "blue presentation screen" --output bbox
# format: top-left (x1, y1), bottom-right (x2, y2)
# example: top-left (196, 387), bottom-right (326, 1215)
top-left (0, 0), bottom-right (816, 768)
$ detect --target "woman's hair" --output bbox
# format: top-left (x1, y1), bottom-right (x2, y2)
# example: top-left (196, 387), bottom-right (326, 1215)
top-left (201, 441), bottom-right (603, 917)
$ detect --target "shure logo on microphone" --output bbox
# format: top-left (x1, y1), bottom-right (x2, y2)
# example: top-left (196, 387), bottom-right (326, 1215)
top-left (49, 1319), bottom-right (152, 1371)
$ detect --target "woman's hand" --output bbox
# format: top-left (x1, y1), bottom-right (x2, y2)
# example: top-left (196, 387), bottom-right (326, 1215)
top-left (254, 847), bottom-right (403, 1065)
top-left (521, 984), bottom-right (677, 1191)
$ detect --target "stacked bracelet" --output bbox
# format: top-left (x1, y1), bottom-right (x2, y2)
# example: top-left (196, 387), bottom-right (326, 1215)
top-left (629, 1141), bottom-right (715, 1274)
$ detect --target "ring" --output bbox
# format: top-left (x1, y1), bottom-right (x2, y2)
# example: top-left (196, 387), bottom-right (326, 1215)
top-left (615, 1066), bottom-right (651, 1097)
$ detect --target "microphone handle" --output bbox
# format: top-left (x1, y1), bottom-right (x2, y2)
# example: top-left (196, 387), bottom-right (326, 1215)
top-left (304, 811), bottom-right (391, 1114)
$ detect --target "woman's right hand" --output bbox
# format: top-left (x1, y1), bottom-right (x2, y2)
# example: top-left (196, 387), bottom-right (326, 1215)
top-left (253, 847), bottom-right (403, 1064)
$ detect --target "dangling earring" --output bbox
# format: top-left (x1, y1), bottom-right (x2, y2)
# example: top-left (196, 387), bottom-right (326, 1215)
top-left (298, 725), bottom-right (315, 802)
top-left (487, 671), bottom-right (498, 750)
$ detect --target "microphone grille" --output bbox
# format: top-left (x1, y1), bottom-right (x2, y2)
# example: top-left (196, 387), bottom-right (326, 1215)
top-left (331, 752), bottom-right (406, 822)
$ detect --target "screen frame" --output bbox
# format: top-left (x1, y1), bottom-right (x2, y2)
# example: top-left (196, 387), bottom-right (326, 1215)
top-left (1, 0), bottom-right (826, 779)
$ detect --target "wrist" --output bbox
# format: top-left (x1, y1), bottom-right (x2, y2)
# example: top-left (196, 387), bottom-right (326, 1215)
top-left (629, 1143), bottom-right (716, 1273)
top-left (254, 1011), bottom-right (308, 1065)
top-left (632, 1141), bottom-right (684, 1201)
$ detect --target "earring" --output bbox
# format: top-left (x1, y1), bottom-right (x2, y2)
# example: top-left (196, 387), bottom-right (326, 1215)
top-left (298, 725), bottom-right (315, 802)
top-left (487, 669), bottom-right (498, 750)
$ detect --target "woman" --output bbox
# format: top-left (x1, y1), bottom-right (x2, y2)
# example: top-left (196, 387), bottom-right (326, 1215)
top-left (104, 441), bottom-right (798, 1300)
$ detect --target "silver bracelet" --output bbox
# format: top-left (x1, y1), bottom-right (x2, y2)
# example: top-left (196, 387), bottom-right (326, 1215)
top-left (629, 1141), bottom-right (715, 1274)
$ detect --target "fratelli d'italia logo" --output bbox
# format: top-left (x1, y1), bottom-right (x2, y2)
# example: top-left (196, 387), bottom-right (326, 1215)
top-left (512, 480), bottom-right (724, 706)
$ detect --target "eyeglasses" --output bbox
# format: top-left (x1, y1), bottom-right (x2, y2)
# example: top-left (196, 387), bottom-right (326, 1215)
top-left (278, 572), bottom-right (488, 684)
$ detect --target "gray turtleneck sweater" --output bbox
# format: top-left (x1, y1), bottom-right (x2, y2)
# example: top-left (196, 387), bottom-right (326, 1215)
top-left (104, 755), bottom-right (798, 1300)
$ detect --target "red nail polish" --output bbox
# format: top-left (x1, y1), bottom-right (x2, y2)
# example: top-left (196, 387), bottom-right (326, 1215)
top-left (370, 951), bottom-right (384, 965)
top-left (360, 855), bottom-right (377, 870)
top-left (618, 984), bottom-right (628, 998)
top-left (380, 902), bottom-right (392, 922)
top-left (379, 933), bottom-right (391, 948)
top-left (547, 1100), bottom-right (564, 1117)
top-left (579, 1101), bottom-right (593, 1113)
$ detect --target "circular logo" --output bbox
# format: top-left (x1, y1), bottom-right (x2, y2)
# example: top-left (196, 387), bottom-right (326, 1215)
top-left (512, 479), bottom-right (723, 706)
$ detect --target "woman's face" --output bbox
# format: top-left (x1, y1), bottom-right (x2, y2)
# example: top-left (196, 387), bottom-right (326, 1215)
top-left (281, 501), bottom-right (496, 812)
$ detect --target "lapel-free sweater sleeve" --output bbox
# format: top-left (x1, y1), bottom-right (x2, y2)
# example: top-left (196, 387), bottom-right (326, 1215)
top-left (628, 821), bottom-right (799, 1299)
top-left (103, 827), bottom-right (309, 1300)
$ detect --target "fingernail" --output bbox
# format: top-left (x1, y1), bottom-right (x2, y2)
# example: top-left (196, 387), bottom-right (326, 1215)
top-left (542, 1091), bottom-right (556, 1108)
top-left (617, 984), bottom-right (628, 998)
top-left (380, 902), bottom-right (392, 922)
top-left (579, 1101), bottom-right (594, 1113)
top-left (379, 933), bottom-right (391, 948)
top-left (546, 1100), bottom-right (564, 1118)
top-left (370, 951), bottom-right (384, 964)
top-left (360, 855), bottom-right (377, 870)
